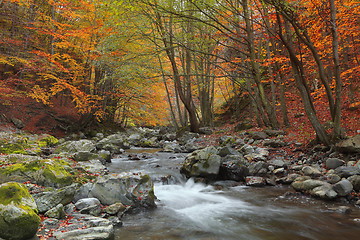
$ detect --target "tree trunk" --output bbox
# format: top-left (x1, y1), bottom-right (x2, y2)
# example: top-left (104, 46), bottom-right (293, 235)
top-left (279, 15), bottom-right (330, 145)
top-left (329, 0), bottom-right (342, 139)
top-left (242, 0), bottom-right (279, 129)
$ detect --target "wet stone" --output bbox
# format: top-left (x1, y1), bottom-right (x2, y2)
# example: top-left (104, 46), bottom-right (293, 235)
top-left (245, 176), bottom-right (266, 187)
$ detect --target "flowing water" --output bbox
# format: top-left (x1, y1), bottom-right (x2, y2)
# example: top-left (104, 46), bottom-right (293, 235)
top-left (107, 148), bottom-right (360, 240)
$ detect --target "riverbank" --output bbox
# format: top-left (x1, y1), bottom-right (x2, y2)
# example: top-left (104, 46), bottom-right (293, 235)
top-left (0, 126), bottom-right (360, 239)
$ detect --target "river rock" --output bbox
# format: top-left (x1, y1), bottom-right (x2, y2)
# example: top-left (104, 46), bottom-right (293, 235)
top-left (244, 147), bottom-right (269, 161)
top-left (333, 179), bottom-right (353, 196)
top-left (184, 138), bottom-right (203, 153)
top-left (96, 134), bottom-right (130, 152)
top-left (291, 178), bottom-right (327, 192)
top-left (273, 168), bottom-right (286, 176)
top-left (325, 174), bottom-right (341, 184)
top-left (248, 161), bottom-right (268, 176)
top-left (180, 146), bottom-right (221, 179)
top-left (276, 173), bottom-right (301, 184)
top-left (218, 155), bottom-right (249, 181)
top-left (34, 183), bottom-right (79, 213)
top-left (248, 131), bottom-right (269, 140)
top-left (44, 203), bottom-right (66, 219)
top-left (78, 159), bottom-right (107, 174)
top-left (72, 151), bottom-right (99, 161)
top-left (51, 214), bottom-right (114, 240)
top-left (104, 202), bottom-right (128, 215)
top-left (310, 184), bottom-right (338, 199)
top-left (336, 135), bottom-right (360, 153)
top-left (326, 158), bottom-right (344, 169)
top-left (162, 133), bottom-right (177, 141)
top-left (0, 158), bottom-right (74, 188)
top-left (177, 131), bottom-right (200, 145)
top-left (75, 198), bottom-right (101, 210)
top-left (79, 204), bottom-right (101, 216)
top-left (218, 145), bottom-right (239, 157)
top-left (162, 142), bottom-right (182, 153)
top-left (348, 175), bottom-right (360, 191)
top-left (54, 139), bottom-right (96, 154)
top-left (98, 150), bottom-right (112, 163)
top-left (127, 133), bottom-right (143, 146)
top-left (269, 158), bottom-right (286, 168)
top-left (245, 176), bottom-right (265, 187)
top-left (334, 166), bottom-right (360, 178)
top-left (263, 139), bottom-right (286, 148)
top-left (219, 136), bottom-right (236, 147)
top-left (0, 182), bottom-right (41, 240)
top-left (302, 166), bottom-right (322, 177)
top-left (88, 172), bottom-right (156, 209)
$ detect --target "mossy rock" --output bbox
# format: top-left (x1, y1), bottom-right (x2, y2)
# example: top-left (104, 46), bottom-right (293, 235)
top-left (38, 134), bottom-right (59, 147)
top-left (0, 182), bottom-right (41, 240)
top-left (0, 159), bottom-right (75, 188)
top-left (0, 142), bottom-right (28, 155)
top-left (180, 146), bottom-right (221, 179)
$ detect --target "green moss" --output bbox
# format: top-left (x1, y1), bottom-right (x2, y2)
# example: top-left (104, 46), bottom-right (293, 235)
top-left (148, 187), bottom-right (155, 202)
top-left (42, 160), bottom-right (74, 186)
top-left (0, 143), bottom-right (27, 154)
top-left (0, 182), bottom-right (31, 206)
top-left (0, 204), bottom-right (40, 240)
top-left (38, 135), bottom-right (59, 147)
top-left (1, 159), bottom-right (74, 187)
top-left (139, 174), bottom-right (151, 184)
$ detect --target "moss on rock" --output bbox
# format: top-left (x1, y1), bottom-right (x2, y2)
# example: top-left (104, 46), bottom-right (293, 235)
top-left (0, 182), bottom-right (41, 240)
top-left (38, 134), bottom-right (59, 147)
top-left (0, 159), bottom-right (74, 188)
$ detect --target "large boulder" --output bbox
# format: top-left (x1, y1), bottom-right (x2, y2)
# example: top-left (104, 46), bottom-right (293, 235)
top-left (336, 135), bottom-right (360, 153)
top-left (72, 151), bottom-right (99, 162)
top-left (55, 140), bottom-right (96, 154)
top-left (218, 155), bottom-right (249, 181)
top-left (0, 158), bottom-right (75, 188)
top-left (127, 133), bottom-right (143, 146)
top-left (82, 172), bottom-right (156, 209)
top-left (0, 182), bottom-right (41, 240)
top-left (162, 142), bottom-right (182, 153)
top-left (180, 146), bottom-right (221, 179)
top-left (34, 183), bottom-right (79, 213)
top-left (96, 134), bottom-right (130, 153)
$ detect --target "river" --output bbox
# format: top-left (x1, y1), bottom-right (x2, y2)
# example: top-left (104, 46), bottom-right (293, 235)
top-left (107, 148), bottom-right (360, 240)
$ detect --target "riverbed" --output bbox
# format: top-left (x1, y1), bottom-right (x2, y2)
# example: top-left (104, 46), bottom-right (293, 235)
top-left (107, 149), bottom-right (360, 240)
